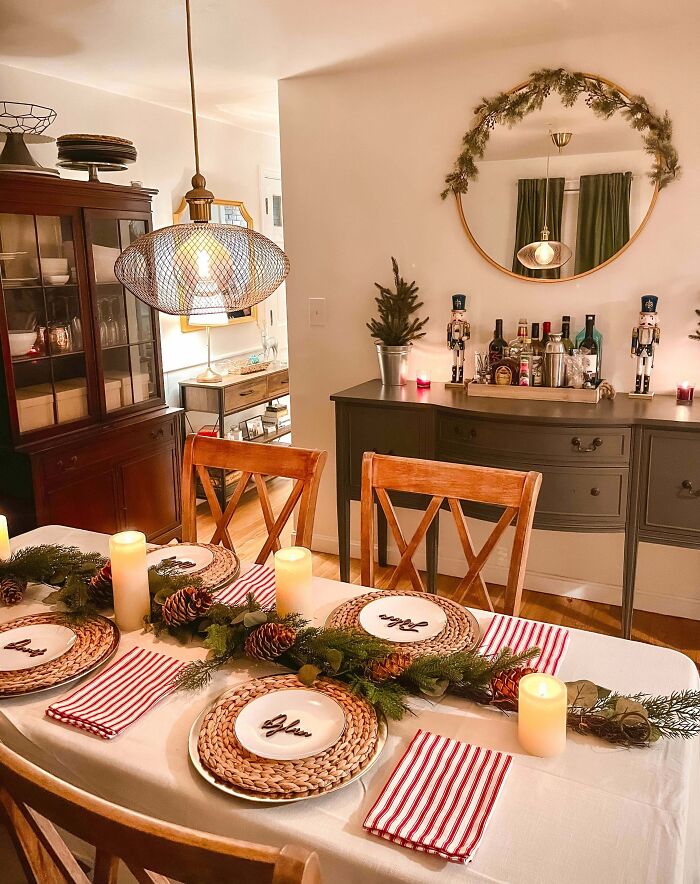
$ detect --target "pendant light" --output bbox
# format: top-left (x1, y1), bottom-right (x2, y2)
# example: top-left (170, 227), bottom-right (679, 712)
top-left (114, 0), bottom-right (289, 316)
top-left (516, 131), bottom-right (572, 271)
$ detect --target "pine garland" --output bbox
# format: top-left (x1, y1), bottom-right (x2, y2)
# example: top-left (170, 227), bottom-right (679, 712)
top-left (442, 68), bottom-right (680, 199)
top-left (690, 308), bottom-right (700, 342)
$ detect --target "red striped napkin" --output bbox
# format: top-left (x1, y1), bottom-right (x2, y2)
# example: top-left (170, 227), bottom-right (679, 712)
top-left (214, 564), bottom-right (276, 608)
top-left (46, 647), bottom-right (186, 740)
top-left (479, 614), bottom-right (569, 675)
top-left (364, 730), bottom-right (512, 863)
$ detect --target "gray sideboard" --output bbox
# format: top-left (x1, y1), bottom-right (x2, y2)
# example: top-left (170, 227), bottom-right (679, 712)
top-left (331, 380), bottom-right (700, 638)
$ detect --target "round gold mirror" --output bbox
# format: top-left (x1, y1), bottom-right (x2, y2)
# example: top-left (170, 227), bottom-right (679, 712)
top-left (443, 70), bottom-right (679, 283)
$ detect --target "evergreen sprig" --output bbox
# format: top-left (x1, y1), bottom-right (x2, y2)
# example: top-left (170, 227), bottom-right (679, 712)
top-left (442, 68), bottom-right (680, 199)
top-left (1, 544), bottom-right (105, 587)
top-left (690, 308), bottom-right (700, 342)
top-left (367, 257), bottom-right (429, 346)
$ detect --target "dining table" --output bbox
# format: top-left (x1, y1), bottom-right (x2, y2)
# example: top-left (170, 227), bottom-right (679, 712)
top-left (1, 524), bottom-right (698, 884)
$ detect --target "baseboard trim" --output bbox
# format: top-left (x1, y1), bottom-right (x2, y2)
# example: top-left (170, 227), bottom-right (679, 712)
top-left (310, 533), bottom-right (700, 622)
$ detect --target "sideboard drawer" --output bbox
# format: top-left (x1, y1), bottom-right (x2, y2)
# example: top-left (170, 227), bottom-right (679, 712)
top-left (536, 466), bottom-right (628, 524)
top-left (438, 414), bottom-right (630, 464)
top-left (643, 431), bottom-right (700, 537)
top-left (224, 377), bottom-right (268, 411)
top-left (346, 405), bottom-right (426, 488)
top-left (267, 369), bottom-right (289, 397)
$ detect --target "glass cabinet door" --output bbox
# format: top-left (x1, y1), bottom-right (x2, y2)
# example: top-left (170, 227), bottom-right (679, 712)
top-left (86, 214), bottom-right (160, 412)
top-left (0, 211), bottom-right (94, 436)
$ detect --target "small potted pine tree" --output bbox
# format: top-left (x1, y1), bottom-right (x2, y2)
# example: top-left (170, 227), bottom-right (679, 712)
top-left (367, 257), bottom-right (428, 385)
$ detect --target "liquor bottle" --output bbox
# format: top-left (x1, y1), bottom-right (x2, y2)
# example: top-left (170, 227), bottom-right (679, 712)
top-left (578, 315), bottom-right (599, 387)
top-left (488, 319), bottom-right (508, 368)
top-left (561, 315), bottom-right (574, 354)
top-left (541, 321), bottom-right (552, 350)
top-left (575, 314), bottom-right (603, 379)
top-left (508, 318), bottom-right (528, 360)
top-left (530, 323), bottom-right (544, 386)
top-left (519, 338), bottom-right (533, 386)
top-left (490, 356), bottom-right (520, 386)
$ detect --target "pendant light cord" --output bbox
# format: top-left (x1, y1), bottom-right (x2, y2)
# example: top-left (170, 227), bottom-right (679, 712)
top-left (542, 149), bottom-right (550, 236)
top-left (185, 0), bottom-right (201, 177)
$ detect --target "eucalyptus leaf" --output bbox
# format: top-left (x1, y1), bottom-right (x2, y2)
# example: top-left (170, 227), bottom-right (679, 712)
top-left (648, 725), bottom-right (662, 743)
top-left (613, 697), bottom-right (649, 720)
top-left (232, 612), bottom-right (247, 625)
top-left (325, 648), bottom-right (343, 673)
top-left (297, 664), bottom-right (321, 686)
top-left (420, 678), bottom-right (449, 698)
top-left (566, 680), bottom-right (599, 709)
top-left (243, 611), bottom-right (268, 628)
top-left (597, 685), bottom-right (612, 701)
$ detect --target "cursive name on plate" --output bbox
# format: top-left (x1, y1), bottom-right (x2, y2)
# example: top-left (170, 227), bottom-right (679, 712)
top-left (4, 638), bottom-right (47, 658)
top-left (158, 555), bottom-right (196, 570)
top-left (378, 614), bottom-right (429, 633)
top-left (260, 713), bottom-right (312, 739)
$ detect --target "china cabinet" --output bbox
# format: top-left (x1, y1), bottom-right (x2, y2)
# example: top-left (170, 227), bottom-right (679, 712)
top-left (0, 173), bottom-right (182, 539)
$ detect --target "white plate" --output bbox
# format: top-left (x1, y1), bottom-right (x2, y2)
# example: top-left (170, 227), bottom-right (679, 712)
top-left (234, 688), bottom-right (346, 761)
top-left (358, 595), bottom-right (448, 643)
top-left (0, 623), bottom-right (77, 671)
top-left (146, 544), bottom-right (214, 572)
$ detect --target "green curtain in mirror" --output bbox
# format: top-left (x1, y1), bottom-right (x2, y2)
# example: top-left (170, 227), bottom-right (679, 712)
top-left (575, 172), bottom-right (632, 275)
top-left (511, 177), bottom-right (565, 279)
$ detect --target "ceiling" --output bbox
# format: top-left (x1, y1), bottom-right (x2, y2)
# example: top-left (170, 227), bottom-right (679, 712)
top-left (0, 0), bottom-right (692, 136)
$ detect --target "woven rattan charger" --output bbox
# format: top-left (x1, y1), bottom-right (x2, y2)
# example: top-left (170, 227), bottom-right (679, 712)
top-left (326, 590), bottom-right (480, 658)
top-left (193, 674), bottom-right (385, 802)
top-left (0, 613), bottom-right (119, 696)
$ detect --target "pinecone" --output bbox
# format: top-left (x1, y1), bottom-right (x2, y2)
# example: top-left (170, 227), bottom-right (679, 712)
top-left (490, 666), bottom-right (537, 709)
top-left (0, 575), bottom-right (27, 606)
top-left (87, 562), bottom-right (113, 608)
top-left (244, 622), bottom-right (297, 662)
top-left (161, 586), bottom-right (213, 627)
top-left (369, 652), bottom-right (413, 682)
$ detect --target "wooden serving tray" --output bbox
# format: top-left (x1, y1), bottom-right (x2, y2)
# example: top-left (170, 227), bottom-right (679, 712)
top-left (465, 381), bottom-right (602, 404)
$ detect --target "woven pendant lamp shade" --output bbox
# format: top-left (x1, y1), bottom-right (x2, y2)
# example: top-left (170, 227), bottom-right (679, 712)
top-left (517, 230), bottom-right (572, 270)
top-left (114, 222), bottom-right (289, 316)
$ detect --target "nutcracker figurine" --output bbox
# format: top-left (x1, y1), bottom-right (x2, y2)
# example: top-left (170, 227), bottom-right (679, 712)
top-left (630, 294), bottom-right (660, 396)
top-left (447, 293), bottom-right (470, 383)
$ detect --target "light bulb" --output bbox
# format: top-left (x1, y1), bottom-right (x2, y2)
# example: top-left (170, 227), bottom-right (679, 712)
top-left (196, 249), bottom-right (211, 279)
top-left (534, 242), bottom-right (555, 266)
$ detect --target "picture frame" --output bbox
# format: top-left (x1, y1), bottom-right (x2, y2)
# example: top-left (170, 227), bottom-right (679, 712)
top-left (241, 415), bottom-right (264, 440)
top-left (173, 198), bottom-right (259, 333)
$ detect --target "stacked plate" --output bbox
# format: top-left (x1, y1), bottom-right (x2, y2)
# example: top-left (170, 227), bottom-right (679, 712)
top-left (56, 133), bottom-right (137, 173)
top-left (146, 543), bottom-right (240, 594)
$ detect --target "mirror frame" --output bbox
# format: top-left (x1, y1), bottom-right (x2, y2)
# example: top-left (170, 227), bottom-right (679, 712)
top-left (448, 71), bottom-right (675, 284)
top-left (172, 198), bottom-right (259, 331)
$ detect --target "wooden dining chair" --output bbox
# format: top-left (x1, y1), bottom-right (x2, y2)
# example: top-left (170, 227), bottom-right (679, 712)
top-left (0, 739), bottom-right (321, 884)
top-left (182, 435), bottom-right (327, 563)
top-left (360, 452), bottom-right (542, 616)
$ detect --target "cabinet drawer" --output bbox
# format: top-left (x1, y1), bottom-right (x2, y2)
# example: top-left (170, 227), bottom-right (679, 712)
top-left (37, 415), bottom-right (176, 484)
top-left (267, 370), bottom-right (289, 397)
top-left (347, 405), bottom-right (425, 488)
top-left (438, 414), bottom-right (630, 464)
top-left (536, 466), bottom-right (627, 523)
top-left (224, 378), bottom-right (268, 412)
top-left (643, 431), bottom-right (700, 536)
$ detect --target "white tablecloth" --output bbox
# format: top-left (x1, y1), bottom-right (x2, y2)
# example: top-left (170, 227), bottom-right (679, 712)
top-left (1, 526), bottom-right (698, 884)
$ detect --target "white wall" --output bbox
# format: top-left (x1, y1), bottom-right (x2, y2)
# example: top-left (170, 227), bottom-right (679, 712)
top-left (0, 63), bottom-right (281, 393)
top-left (280, 25), bottom-right (700, 619)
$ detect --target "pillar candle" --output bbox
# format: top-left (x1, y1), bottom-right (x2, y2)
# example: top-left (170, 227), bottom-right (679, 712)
top-left (109, 531), bottom-right (151, 632)
top-left (0, 516), bottom-right (10, 560)
top-left (275, 547), bottom-right (314, 621)
top-left (518, 673), bottom-right (567, 757)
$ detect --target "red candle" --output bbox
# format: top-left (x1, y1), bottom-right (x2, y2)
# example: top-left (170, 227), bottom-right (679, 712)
top-left (677, 382), bottom-right (694, 404)
top-left (416, 371), bottom-right (431, 389)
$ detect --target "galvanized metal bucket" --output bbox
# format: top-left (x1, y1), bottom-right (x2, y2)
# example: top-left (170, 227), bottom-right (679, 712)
top-left (376, 343), bottom-right (410, 386)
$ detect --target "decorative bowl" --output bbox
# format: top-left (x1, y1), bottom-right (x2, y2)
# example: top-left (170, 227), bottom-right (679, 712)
top-left (44, 274), bottom-right (70, 286)
top-left (8, 331), bottom-right (37, 357)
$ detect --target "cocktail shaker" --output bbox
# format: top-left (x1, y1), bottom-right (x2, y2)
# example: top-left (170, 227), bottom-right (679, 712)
top-left (545, 333), bottom-right (566, 387)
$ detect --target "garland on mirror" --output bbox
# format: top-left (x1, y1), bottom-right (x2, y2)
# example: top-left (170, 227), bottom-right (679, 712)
top-left (442, 67), bottom-right (680, 199)
top-left (4, 545), bottom-right (699, 747)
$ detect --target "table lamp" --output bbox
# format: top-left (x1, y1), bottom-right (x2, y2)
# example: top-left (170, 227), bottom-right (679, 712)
top-left (196, 311), bottom-right (228, 383)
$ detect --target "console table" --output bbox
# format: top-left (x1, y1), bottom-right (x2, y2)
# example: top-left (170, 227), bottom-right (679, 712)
top-left (331, 380), bottom-right (700, 637)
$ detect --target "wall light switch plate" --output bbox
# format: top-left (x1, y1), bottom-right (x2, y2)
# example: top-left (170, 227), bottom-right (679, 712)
top-left (309, 297), bottom-right (326, 326)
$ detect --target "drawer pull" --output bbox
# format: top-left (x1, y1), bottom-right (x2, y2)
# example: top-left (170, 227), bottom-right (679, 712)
top-left (239, 390), bottom-right (256, 397)
top-left (150, 427), bottom-right (164, 440)
top-left (57, 456), bottom-right (78, 471)
top-left (571, 436), bottom-right (603, 453)
top-left (681, 479), bottom-right (700, 498)
top-left (590, 487), bottom-right (601, 497)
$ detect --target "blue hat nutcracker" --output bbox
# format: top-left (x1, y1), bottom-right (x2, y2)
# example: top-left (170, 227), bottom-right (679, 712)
top-left (631, 294), bottom-right (660, 395)
top-left (447, 293), bottom-right (470, 384)
top-left (452, 293), bottom-right (467, 312)
top-left (641, 294), bottom-right (658, 314)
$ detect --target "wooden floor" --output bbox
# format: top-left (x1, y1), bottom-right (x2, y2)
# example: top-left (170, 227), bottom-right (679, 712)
top-left (198, 478), bottom-right (700, 669)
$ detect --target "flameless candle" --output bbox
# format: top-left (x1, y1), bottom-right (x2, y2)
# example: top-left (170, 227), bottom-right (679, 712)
top-left (275, 547), bottom-right (314, 621)
top-left (518, 672), bottom-right (567, 757)
top-left (416, 371), bottom-right (431, 389)
top-left (0, 516), bottom-right (10, 560)
top-left (109, 531), bottom-right (150, 632)
top-left (677, 382), bottom-right (694, 404)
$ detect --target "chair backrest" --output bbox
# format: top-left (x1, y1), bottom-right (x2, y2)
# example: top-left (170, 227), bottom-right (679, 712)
top-left (182, 435), bottom-right (327, 564)
top-left (360, 452), bottom-right (542, 616)
top-left (0, 739), bottom-right (321, 884)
